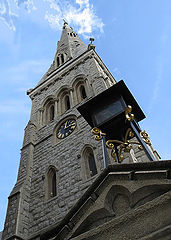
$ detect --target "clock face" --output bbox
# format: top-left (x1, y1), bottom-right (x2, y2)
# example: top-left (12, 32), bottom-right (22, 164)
top-left (56, 119), bottom-right (76, 139)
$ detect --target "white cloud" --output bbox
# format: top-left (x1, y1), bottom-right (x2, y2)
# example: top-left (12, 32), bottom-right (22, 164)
top-left (44, 0), bottom-right (104, 38)
top-left (0, 0), bottom-right (18, 31)
top-left (0, 0), bottom-right (104, 38)
top-left (75, 0), bottom-right (89, 8)
top-left (45, 11), bottom-right (61, 30)
top-left (14, 0), bottom-right (36, 13)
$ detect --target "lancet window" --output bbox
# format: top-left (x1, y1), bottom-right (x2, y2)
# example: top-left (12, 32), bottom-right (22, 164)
top-left (82, 146), bottom-right (98, 179)
top-left (65, 95), bottom-right (71, 111)
top-left (49, 105), bottom-right (55, 122)
top-left (80, 85), bottom-right (87, 100)
top-left (47, 167), bottom-right (57, 199)
top-left (42, 99), bottom-right (55, 125)
top-left (73, 79), bottom-right (88, 104)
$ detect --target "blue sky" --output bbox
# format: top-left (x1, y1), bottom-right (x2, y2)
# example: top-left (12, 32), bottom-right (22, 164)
top-left (0, 0), bottom-right (171, 231)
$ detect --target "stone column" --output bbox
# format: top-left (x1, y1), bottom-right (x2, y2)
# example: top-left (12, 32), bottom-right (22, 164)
top-left (54, 98), bottom-right (58, 118)
top-left (85, 78), bottom-right (92, 97)
top-left (57, 98), bottom-right (61, 115)
top-left (72, 86), bottom-right (78, 105)
top-left (69, 88), bottom-right (74, 107)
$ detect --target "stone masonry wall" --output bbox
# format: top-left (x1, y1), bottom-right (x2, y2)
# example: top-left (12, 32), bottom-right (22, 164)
top-left (2, 48), bottom-right (152, 240)
top-left (27, 51), bottom-right (151, 237)
top-left (26, 52), bottom-right (111, 236)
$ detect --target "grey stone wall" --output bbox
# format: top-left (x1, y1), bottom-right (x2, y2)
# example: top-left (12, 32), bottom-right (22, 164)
top-left (2, 192), bottom-right (20, 239)
top-left (27, 52), bottom-right (112, 235)
top-left (2, 48), bottom-right (152, 240)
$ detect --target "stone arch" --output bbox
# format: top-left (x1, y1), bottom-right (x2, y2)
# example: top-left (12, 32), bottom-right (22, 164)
top-left (131, 184), bottom-right (171, 208)
top-left (41, 95), bottom-right (55, 108)
top-left (56, 86), bottom-right (71, 114)
top-left (104, 185), bottom-right (131, 215)
top-left (71, 208), bottom-right (114, 238)
top-left (72, 75), bottom-right (89, 104)
top-left (60, 90), bottom-right (71, 113)
top-left (80, 145), bottom-right (98, 180)
top-left (61, 53), bottom-right (64, 64)
top-left (70, 74), bottom-right (87, 86)
top-left (44, 165), bottom-right (58, 200)
top-left (56, 85), bottom-right (70, 97)
top-left (40, 96), bottom-right (55, 125)
top-left (55, 52), bottom-right (68, 67)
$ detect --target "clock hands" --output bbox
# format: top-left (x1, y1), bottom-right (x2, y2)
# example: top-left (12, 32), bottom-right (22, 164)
top-left (64, 121), bottom-right (75, 129)
top-left (57, 119), bottom-right (76, 139)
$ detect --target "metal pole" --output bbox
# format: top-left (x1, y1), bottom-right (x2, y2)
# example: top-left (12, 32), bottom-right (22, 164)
top-left (114, 144), bottom-right (119, 163)
top-left (102, 136), bottom-right (110, 168)
top-left (130, 120), bottom-right (156, 162)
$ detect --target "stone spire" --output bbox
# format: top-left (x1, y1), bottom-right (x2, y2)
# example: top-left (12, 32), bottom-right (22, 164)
top-left (55, 21), bottom-right (87, 60)
top-left (37, 22), bottom-right (87, 86)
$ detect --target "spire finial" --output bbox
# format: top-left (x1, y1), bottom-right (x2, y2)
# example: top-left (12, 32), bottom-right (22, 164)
top-left (90, 38), bottom-right (94, 44)
top-left (63, 19), bottom-right (68, 25)
top-left (88, 37), bottom-right (95, 50)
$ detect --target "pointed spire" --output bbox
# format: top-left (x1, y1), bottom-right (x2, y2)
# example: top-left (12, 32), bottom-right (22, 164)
top-left (54, 22), bottom-right (87, 66)
top-left (37, 23), bottom-right (87, 86)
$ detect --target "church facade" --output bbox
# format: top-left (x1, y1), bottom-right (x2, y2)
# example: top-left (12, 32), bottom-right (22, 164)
top-left (2, 23), bottom-right (171, 240)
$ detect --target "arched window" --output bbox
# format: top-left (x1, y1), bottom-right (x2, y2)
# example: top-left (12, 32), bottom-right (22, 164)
top-left (88, 152), bottom-right (97, 177)
top-left (43, 99), bottom-right (55, 125)
top-left (47, 168), bottom-right (57, 198)
top-left (49, 105), bottom-right (54, 121)
top-left (65, 95), bottom-right (70, 111)
top-left (80, 85), bottom-right (87, 100)
top-left (52, 172), bottom-right (57, 197)
top-left (82, 147), bottom-right (98, 179)
top-left (73, 79), bottom-right (88, 104)
top-left (57, 56), bottom-right (60, 67)
top-left (61, 54), bottom-right (64, 64)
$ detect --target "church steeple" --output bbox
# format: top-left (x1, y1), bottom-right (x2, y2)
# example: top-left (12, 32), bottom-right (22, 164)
top-left (2, 22), bottom-right (162, 240)
top-left (37, 22), bottom-right (87, 86)
top-left (55, 21), bottom-right (87, 62)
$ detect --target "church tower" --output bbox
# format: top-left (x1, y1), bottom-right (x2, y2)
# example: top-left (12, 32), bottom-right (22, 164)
top-left (2, 23), bottom-right (158, 240)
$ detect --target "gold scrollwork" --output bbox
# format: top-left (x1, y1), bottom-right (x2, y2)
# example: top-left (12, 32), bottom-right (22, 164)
top-left (91, 127), bottom-right (150, 163)
top-left (91, 127), bottom-right (106, 141)
top-left (125, 105), bottom-right (134, 121)
top-left (140, 130), bottom-right (151, 146)
top-left (106, 128), bottom-right (141, 163)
